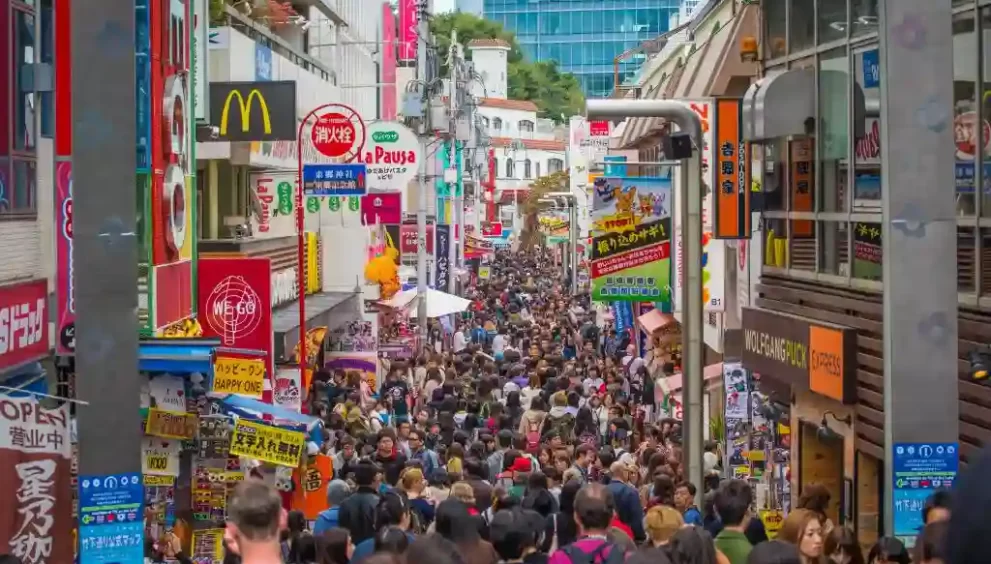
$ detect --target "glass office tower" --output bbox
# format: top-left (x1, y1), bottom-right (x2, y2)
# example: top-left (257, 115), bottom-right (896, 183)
top-left (478, 0), bottom-right (682, 98)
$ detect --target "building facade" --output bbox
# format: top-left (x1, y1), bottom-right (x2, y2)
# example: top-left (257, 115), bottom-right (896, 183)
top-left (474, 0), bottom-right (683, 97)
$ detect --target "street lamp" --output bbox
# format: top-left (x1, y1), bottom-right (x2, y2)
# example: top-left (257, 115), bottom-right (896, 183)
top-left (585, 98), bottom-right (705, 505)
top-left (546, 192), bottom-right (579, 295)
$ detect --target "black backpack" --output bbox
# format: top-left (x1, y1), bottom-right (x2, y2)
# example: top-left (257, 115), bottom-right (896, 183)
top-left (561, 542), bottom-right (626, 564)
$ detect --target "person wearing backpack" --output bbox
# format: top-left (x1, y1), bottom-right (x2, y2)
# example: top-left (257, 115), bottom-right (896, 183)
top-left (486, 429), bottom-right (515, 483)
top-left (518, 396), bottom-right (549, 454)
top-left (543, 392), bottom-right (576, 445)
top-left (548, 484), bottom-right (628, 564)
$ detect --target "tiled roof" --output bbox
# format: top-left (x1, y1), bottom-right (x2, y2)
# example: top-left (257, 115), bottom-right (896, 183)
top-left (477, 97), bottom-right (539, 112)
top-left (467, 38), bottom-right (511, 49)
top-left (490, 137), bottom-right (566, 151)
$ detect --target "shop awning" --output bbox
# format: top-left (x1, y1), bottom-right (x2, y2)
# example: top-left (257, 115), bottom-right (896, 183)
top-left (637, 308), bottom-right (676, 334)
top-left (139, 338), bottom-right (223, 373)
top-left (659, 363), bottom-right (725, 395)
top-left (272, 291), bottom-right (361, 363)
top-left (219, 394), bottom-right (319, 428)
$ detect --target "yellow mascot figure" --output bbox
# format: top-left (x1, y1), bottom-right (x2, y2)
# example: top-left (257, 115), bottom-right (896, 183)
top-left (364, 246), bottom-right (400, 300)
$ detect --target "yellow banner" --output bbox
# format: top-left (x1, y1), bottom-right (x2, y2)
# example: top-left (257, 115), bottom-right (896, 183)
top-left (145, 408), bottom-right (198, 440)
top-left (229, 419), bottom-right (306, 467)
top-left (191, 529), bottom-right (226, 564)
top-left (759, 509), bottom-right (784, 539)
top-left (144, 474), bottom-right (176, 487)
top-left (212, 356), bottom-right (265, 397)
top-left (306, 232), bottom-right (321, 293)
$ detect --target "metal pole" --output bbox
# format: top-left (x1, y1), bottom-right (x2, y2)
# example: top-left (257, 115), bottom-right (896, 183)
top-left (416, 0), bottom-right (431, 342)
top-left (447, 33), bottom-right (458, 295)
top-left (73, 0), bottom-right (142, 479)
top-left (585, 99), bottom-right (703, 504)
top-left (570, 200), bottom-right (578, 294)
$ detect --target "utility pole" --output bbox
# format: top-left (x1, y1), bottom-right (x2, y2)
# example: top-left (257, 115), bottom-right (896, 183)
top-left (570, 200), bottom-right (578, 294)
top-left (416, 0), bottom-right (432, 342)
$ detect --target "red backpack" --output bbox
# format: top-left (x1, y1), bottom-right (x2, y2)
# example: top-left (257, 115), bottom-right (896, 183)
top-left (525, 416), bottom-right (543, 453)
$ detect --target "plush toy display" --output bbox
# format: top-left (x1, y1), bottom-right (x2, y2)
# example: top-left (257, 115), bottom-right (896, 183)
top-left (364, 246), bottom-right (400, 299)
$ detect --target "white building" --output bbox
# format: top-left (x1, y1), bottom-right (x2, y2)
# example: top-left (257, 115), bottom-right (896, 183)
top-left (467, 39), bottom-right (566, 232)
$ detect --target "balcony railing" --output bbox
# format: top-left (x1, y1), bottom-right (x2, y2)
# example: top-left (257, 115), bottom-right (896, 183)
top-left (220, 4), bottom-right (336, 83)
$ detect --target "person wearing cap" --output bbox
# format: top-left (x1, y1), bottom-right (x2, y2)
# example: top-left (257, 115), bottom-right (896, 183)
top-left (498, 455), bottom-right (533, 499)
top-left (313, 479), bottom-right (352, 535)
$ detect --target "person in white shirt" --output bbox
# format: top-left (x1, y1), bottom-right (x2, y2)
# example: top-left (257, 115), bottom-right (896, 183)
top-left (582, 368), bottom-right (605, 396)
top-left (491, 329), bottom-right (507, 359)
top-left (453, 327), bottom-right (467, 353)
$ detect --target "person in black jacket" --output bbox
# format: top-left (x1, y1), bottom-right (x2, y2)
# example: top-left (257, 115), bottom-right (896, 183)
top-left (373, 431), bottom-right (408, 487)
top-left (338, 461), bottom-right (382, 545)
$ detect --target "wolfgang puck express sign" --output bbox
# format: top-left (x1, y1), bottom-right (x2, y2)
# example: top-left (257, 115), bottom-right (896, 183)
top-left (741, 307), bottom-right (857, 404)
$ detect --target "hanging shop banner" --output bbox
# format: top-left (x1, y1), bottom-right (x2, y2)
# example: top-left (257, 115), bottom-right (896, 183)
top-left (210, 81), bottom-right (297, 142)
top-left (590, 178), bottom-right (671, 302)
top-left (326, 352), bottom-right (378, 391)
top-left (55, 162), bottom-right (75, 354)
top-left (292, 454), bottom-right (334, 519)
top-left (435, 224), bottom-right (451, 291)
top-left (685, 99), bottom-right (715, 230)
top-left (465, 234), bottom-right (493, 254)
top-left (145, 408), bottom-right (198, 440)
top-left (713, 98), bottom-right (752, 239)
top-left (398, 0), bottom-right (417, 61)
top-left (0, 395), bottom-right (73, 564)
top-left (199, 256), bottom-right (274, 378)
top-left (361, 192), bottom-right (403, 225)
top-left (357, 121), bottom-right (420, 191)
top-left (400, 223), bottom-right (434, 255)
top-left (853, 222), bottom-right (882, 281)
top-left (141, 437), bottom-right (181, 477)
top-left (229, 419), bottom-right (306, 467)
top-left (591, 176), bottom-right (669, 234)
top-left (212, 353), bottom-right (266, 398)
top-left (78, 472), bottom-right (144, 563)
top-left (0, 279), bottom-right (49, 372)
top-left (480, 222), bottom-right (503, 238)
top-left (273, 368), bottom-right (303, 413)
top-left (302, 164), bottom-right (367, 197)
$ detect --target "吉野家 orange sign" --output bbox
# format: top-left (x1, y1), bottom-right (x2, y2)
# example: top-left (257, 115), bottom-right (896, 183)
top-left (713, 99), bottom-right (751, 239)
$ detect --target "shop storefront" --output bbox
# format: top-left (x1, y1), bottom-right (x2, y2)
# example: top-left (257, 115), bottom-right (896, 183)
top-left (741, 305), bottom-right (879, 546)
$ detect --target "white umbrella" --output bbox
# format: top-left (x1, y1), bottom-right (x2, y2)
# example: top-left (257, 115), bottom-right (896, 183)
top-left (381, 287), bottom-right (472, 318)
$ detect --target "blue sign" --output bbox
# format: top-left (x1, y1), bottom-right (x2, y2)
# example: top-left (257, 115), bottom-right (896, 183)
top-left (604, 155), bottom-right (628, 177)
top-left (892, 442), bottom-right (958, 545)
top-left (954, 161), bottom-right (991, 194)
top-left (302, 164), bottom-right (367, 196)
top-left (135, 0), bottom-right (150, 171)
top-left (862, 50), bottom-right (880, 89)
top-left (79, 472), bottom-right (144, 564)
top-left (255, 43), bottom-right (272, 81)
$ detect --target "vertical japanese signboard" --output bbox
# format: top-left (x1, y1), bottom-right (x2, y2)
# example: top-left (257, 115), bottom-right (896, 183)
top-left (398, 0), bottom-right (418, 62)
top-left (713, 99), bottom-right (751, 239)
top-left (790, 139), bottom-right (814, 237)
top-left (0, 396), bottom-right (74, 564)
top-left (435, 224), bottom-right (451, 291)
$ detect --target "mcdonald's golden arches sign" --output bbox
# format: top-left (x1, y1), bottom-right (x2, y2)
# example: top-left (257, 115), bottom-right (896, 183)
top-left (209, 81), bottom-right (297, 142)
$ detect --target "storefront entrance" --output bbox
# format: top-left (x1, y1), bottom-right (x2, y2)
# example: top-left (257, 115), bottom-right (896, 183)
top-left (798, 421), bottom-right (844, 526)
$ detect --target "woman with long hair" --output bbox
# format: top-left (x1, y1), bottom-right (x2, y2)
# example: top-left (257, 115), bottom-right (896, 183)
top-left (866, 538), bottom-right (910, 564)
top-left (398, 466), bottom-right (435, 526)
top-left (824, 527), bottom-right (865, 564)
top-left (666, 525), bottom-right (726, 564)
top-left (776, 509), bottom-right (826, 564)
top-left (540, 480), bottom-right (582, 554)
top-left (316, 528), bottom-right (352, 564)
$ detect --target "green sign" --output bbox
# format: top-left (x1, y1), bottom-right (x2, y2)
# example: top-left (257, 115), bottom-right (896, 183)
top-left (348, 196), bottom-right (361, 212)
top-left (277, 182), bottom-right (293, 215)
top-left (306, 197), bottom-right (320, 213)
top-left (372, 130), bottom-right (399, 143)
top-left (328, 196), bottom-right (341, 212)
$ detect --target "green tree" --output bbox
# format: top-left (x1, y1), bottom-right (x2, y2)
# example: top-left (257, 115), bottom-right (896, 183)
top-left (429, 12), bottom-right (584, 124)
top-left (517, 170), bottom-right (570, 250)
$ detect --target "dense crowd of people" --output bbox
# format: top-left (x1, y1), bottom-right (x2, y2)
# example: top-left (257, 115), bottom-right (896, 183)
top-left (162, 248), bottom-right (964, 564)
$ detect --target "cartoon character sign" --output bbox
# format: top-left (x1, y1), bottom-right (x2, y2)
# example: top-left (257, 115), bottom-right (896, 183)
top-left (591, 177), bottom-right (672, 234)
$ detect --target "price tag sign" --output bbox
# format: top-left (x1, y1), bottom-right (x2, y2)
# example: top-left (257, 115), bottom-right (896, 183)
top-left (212, 355), bottom-right (265, 398)
top-left (144, 475), bottom-right (176, 487)
top-left (145, 408), bottom-right (198, 440)
top-left (229, 419), bottom-right (305, 467)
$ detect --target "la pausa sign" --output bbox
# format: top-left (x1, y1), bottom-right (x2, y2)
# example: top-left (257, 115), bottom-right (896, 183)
top-left (354, 122), bottom-right (420, 190)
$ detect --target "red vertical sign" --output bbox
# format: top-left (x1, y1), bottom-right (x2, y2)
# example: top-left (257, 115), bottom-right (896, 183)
top-left (380, 2), bottom-right (397, 120)
top-left (486, 148), bottom-right (496, 223)
top-left (198, 257), bottom-right (274, 381)
top-left (398, 0), bottom-right (418, 61)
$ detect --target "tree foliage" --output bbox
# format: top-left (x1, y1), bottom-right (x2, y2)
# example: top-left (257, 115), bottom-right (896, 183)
top-left (429, 12), bottom-right (585, 124)
top-left (518, 171), bottom-right (570, 250)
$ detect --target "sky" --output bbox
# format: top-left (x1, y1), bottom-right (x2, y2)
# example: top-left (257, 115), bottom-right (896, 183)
top-left (433, 0), bottom-right (455, 13)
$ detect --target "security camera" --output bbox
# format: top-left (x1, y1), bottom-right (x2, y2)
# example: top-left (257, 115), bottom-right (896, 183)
top-left (209, 125), bottom-right (220, 140)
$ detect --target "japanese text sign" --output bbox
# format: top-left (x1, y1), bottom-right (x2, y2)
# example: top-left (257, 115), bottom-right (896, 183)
top-left (55, 162), bottom-right (75, 354)
top-left (435, 224), bottom-right (451, 291)
top-left (78, 473), bottom-right (144, 563)
top-left (145, 408), bottom-right (198, 440)
top-left (302, 164), bottom-right (367, 197)
top-left (0, 396), bottom-right (73, 564)
top-left (310, 106), bottom-right (365, 161)
top-left (400, 223), bottom-right (434, 255)
top-left (357, 121), bottom-right (420, 191)
top-left (0, 280), bottom-right (50, 373)
top-left (892, 443), bottom-right (958, 545)
top-left (713, 98), bottom-right (751, 239)
top-left (361, 192), bottom-right (403, 225)
top-left (229, 419), bottom-right (306, 467)
top-left (212, 355), bottom-right (265, 398)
